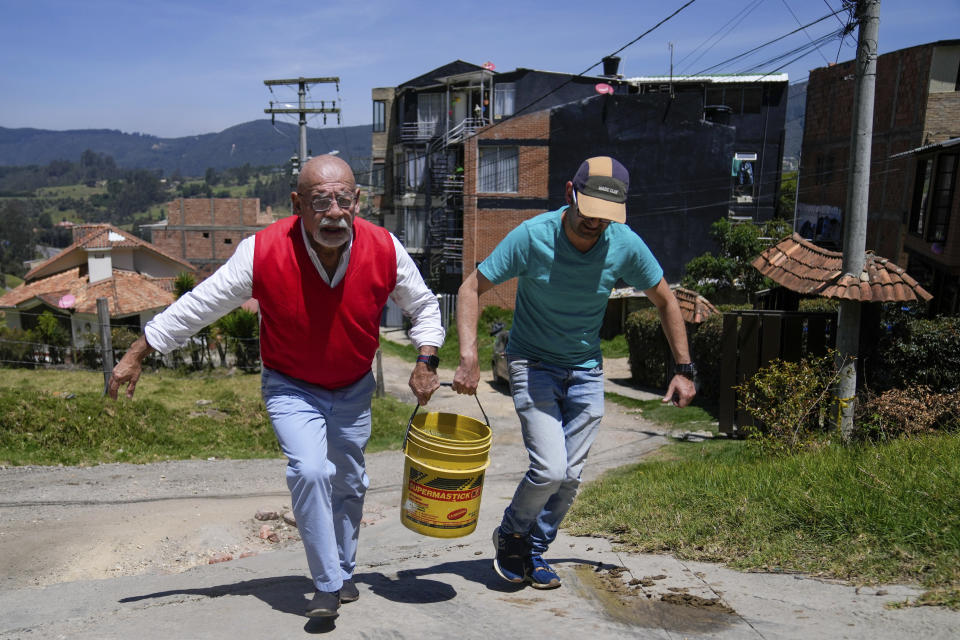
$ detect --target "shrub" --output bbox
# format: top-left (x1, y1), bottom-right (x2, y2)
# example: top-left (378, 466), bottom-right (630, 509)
top-left (479, 305), bottom-right (513, 335)
top-left (214, 308), bottom-right (260, 371)
top-left (0, 326), bottom-right (37, 368)
top-left (735, 351), bottom-right (842, 455)
top-left (624, 304), bottom-right (745, 407)
top-left (870, 314), bottom-right (960, 393)
top-left (624, 308), bottom-right (670, 389)
top-left (855, 385), bottom-right (960, 441)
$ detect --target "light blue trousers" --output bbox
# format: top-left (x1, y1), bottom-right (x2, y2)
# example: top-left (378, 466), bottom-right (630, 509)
top-left (261, 367), bottom-right (374, 592)
top-left (502, 357), bottom-right (605, 554)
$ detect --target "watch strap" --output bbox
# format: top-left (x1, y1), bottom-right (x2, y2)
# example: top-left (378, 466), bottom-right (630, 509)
top-left (416, 354), bottom-right (440, 368)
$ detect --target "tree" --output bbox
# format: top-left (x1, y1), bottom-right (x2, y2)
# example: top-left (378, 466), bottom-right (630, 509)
top-left (777, 170), bottom-right (798, 219)
top-left (173, 272), bottom-right (196, 299)
top-left (0, 200), bottom-right (35, 277)
top-left (681, 217), bottom-right (791, 303)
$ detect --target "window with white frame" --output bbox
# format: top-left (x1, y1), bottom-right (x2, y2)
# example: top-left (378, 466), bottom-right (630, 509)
top-left (478, 146), bottom-right (518, 193)
top-left (494, 83), bottom-right (515, 118)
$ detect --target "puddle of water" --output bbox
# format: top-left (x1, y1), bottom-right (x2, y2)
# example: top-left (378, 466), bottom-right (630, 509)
top-left (572, 564), bottom-right (736, 634)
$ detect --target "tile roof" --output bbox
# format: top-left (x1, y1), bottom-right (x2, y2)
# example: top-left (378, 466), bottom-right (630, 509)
top-left (24, 224), bottom-right (195, 281)
top-left (752, 234), bottom-right (933, 303)
top-left (672, 287), bottom-right (720, 323)
top-left (0, 267), bottom-right (177, 317)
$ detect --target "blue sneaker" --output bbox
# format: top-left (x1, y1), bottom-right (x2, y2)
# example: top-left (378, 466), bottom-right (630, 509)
top-left (492, 527), bottom-right (527, 583)
top-left (526, 554), bottom-right (561, 589)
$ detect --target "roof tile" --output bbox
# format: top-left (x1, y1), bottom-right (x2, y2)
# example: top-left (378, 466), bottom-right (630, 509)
top-left (752, 234), bottom-right (932, 303)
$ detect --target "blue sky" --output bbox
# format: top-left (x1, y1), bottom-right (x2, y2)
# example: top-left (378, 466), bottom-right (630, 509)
top-left (1, 0), bottom-right (956, 138)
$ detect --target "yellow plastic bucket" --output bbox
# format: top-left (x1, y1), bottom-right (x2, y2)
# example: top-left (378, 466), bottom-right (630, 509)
top-left (400, 386), bottom-right (491, 538)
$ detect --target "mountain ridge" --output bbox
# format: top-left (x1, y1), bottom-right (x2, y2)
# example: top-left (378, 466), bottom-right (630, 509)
top-left (0, 120), bottom-right (372, 178)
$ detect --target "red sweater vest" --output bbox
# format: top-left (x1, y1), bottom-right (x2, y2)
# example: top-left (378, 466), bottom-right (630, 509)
top-left (252, 215), bottom-right (397, 388)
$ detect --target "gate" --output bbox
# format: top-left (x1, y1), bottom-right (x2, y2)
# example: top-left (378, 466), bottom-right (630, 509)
top-left (718, 310), bottom-right (837, 435)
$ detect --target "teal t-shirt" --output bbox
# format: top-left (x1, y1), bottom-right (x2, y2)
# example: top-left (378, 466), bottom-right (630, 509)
top-left (478, 207), bottom-right (663, 369)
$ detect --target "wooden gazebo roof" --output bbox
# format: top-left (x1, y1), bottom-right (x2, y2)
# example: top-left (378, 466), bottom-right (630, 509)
top-left (751, 234), bottom-right (932, 303)
top-left (672, 286), bottom-right (720, 323)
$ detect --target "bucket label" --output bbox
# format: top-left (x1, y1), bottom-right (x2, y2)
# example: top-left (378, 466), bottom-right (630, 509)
top-left (402, 466), bottom-right (485, 532)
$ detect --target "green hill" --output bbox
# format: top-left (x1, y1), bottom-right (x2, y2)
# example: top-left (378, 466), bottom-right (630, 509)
top-left (0, 120), bottom-right (372, 179)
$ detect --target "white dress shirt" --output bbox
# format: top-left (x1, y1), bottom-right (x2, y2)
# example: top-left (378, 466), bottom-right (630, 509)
top-left (145, 218), bottom-right (445, 354)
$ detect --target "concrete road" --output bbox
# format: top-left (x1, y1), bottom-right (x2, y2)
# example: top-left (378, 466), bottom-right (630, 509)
top-left (0, 347), bottom-right (957, 639)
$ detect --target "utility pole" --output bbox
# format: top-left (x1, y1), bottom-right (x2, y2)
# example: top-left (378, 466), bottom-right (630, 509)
top-left (833, 0), bottom-right (880, 439)
top-left (263, 77), bottom-right (341, 164)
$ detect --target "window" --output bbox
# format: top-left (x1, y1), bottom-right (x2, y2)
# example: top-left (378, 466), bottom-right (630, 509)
top-left (493, 83), bottom-right (515, 118)
top-left (731, 152), bottom-right (757, 199)
top-left (405, 150), bottom-right (424, 189)
top-left (417, 93), bottom-right (443, 137)
top-left (224, 238), bottom-right (232, 244)
top-left (373, 100), bottom-right (386, 133)
top-left (910, 158), bottom-right (934, 236)
top-left (371, 162), bottom-right (384, 190)
top-left (479, 147), bottom-right (518, 193)
top-left (403, 208), bottom-right (427, 250)
top-left (928, 154), bottom-right (957, 242)
top-left (202, 232), bottom-right (209, 238)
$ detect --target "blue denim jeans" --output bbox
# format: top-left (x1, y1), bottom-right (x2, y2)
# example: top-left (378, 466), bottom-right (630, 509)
top-left (261, 367), bottom-right (374, 592)
top-left (501, 357), bottom-right (605, 554)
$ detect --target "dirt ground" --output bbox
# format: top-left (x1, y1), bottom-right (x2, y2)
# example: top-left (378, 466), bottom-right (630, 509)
top-left (0, 352), bottom-right (665, 591)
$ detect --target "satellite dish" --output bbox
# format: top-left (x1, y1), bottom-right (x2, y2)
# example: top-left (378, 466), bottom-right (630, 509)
top-left (57, 294), bottom-right (76, 309)
top-left (595, 83), bottom-right (614, 95)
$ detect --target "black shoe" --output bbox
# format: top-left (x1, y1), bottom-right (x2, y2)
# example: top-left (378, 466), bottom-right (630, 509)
top-left (306, 589), bottom-right (340, 618)
top-left (340, 579), bottom-right (359, 603)
top-left (492, 526), bottom-right (528, 583)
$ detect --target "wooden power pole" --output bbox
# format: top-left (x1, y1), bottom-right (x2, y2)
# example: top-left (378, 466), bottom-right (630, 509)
top-left (263, 77), bottom-right (341, 164)
top-left (833, 0), bottom-right (880, 439)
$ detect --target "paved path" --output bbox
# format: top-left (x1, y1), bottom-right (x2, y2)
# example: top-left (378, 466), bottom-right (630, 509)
top-left (0, 345), bottom-right (957, 638)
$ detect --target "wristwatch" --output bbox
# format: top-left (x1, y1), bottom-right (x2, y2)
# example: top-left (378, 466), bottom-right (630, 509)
top-left (674, 362), bottom-right (697, 379)
top-left (416, 354), bottom-right (440, 370)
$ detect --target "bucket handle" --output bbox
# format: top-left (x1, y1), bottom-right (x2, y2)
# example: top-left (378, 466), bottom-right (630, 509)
top-left (402, 382), bottom-right (490, 451)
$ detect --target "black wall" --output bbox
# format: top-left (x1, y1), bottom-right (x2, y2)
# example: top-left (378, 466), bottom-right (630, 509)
top-left (548, 93), bottom-right (737, 283)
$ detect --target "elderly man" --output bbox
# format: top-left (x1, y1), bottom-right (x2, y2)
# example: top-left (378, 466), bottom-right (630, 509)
top-left (453, 156), bottom-right (695, 590)
top-left (109, 155), bottom-right (444, 618)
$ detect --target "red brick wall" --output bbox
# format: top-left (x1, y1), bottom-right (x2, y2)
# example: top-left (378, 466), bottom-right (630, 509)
top-left (153, 198), bottom-right (265, 280)
top-left (798, 44), bottom-right (942, 264)
top-left (925, 93), bottom-right (960, 143)
top-left (464, 111), bottom-right (551, 310)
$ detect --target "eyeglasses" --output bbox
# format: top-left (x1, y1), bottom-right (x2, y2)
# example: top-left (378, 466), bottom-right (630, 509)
top-left (308, 193), bottom-right (356, 213)
top-left (572, 190), bottom-right (610, 225)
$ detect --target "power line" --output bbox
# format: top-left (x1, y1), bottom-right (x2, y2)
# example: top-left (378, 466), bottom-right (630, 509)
top-left (780, 0), bottom-right (831, 65)
top-left (691, 6), bottom-right (848, 76)
top-left (677, 0), bottom-right (766, 75)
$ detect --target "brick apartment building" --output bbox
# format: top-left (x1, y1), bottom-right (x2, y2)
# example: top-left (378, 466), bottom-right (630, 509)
top-left (796, 39), bottom-right (960, 313)
top-left (371, 59), bottom-right (632, 294)
top-left (143, 197), bottom-right (275, 279)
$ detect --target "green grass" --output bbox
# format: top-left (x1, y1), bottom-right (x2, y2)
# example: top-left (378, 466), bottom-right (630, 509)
top-left (0, 368), bottom-right (415, 466)
top-left (379, 320), bottom-right (630, 372)
top-left (566, 432), bottom-right (960, 608)
top-left (35, 184), bottom-right (106, 198)
top-left (605, 392), bottom-right (718, 432)
top-left (3, 273), bottom-right (24, 289)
